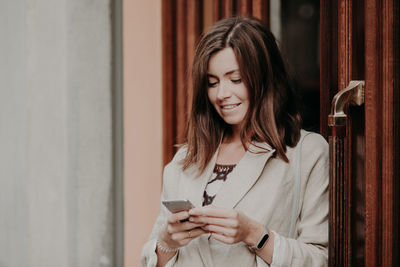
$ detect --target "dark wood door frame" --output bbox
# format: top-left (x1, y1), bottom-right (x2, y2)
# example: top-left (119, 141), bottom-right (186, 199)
top-left (322, 0), bottom-right (400, 266)
top-left (365, 0), bottom-right (399, 266)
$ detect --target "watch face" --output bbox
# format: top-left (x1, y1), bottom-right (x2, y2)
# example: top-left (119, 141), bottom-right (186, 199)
top-left (257, 233), bottom-right (270, 250)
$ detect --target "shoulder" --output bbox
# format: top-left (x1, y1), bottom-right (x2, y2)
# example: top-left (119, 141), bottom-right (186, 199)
top-left (300, 130), bottom-right (328, 157)
top-left (165, 145), bottom-right (187, 168)
top-left (295, 130), bottom-right (329, 171)
top-left (163, 145), bottom-right (188, 178)
top-left (161, 145), bottom-right (188, 196)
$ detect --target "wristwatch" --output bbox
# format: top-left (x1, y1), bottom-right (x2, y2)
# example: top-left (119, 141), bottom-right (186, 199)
top-left (249, 230), bottom-right (270, 251)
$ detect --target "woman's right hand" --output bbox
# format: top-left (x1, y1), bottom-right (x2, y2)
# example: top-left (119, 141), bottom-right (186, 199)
top-left (158, 210), bottom-right (207, 249)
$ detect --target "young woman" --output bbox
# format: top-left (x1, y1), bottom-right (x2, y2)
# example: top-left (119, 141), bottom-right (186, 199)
top-left (141, 17), bottom-right (328, 267)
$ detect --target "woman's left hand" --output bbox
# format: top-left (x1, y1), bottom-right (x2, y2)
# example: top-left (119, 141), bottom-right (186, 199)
top-left (188, 205), bottom-right (264, 246)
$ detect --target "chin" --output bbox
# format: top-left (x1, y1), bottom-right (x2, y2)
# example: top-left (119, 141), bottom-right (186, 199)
top-left (222, 118), bottom-right (245, 126)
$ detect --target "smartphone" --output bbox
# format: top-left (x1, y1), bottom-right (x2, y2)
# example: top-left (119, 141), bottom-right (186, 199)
top-left (162, 199), bottom-right (194, 213)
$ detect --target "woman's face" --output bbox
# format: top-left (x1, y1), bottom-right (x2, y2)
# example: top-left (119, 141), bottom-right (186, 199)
top-left (207, 47), bottom-right (250, 127)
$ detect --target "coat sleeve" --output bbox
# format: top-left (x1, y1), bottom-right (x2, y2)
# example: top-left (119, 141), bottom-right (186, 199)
top-left (270, 134), bottom-right (329, 267)
top-left (140, 188), bottom-right (179, 267)
top-left (140, 148), bottom-right (187, 267)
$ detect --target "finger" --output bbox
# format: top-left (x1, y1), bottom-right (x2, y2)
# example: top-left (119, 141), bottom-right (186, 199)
top-left (189, 216), bottom-right (238, 228)
top-left (210, 233), bottom-right (236, 245)
top-left (189, 227), bottom-right (207, 238)
top-left (179, 228), bottom-right (207, 246)
top-left (168, 210), bottom-right (190, 223)
top-left (171, 227), bottom-right (206, 242)
top-left (203, 224), bottom-right (236, 237)
top-left (168, 221), bottom-right (205, 233)
top-left (189, 206), bottom-right (236, 218)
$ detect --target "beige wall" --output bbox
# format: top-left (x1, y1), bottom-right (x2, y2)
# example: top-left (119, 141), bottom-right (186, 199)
top-left (123, 0), bottom-right (163, 266)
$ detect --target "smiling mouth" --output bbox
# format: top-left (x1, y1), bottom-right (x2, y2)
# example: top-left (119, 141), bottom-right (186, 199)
top-left (220, 103), bottom-right (241, 110)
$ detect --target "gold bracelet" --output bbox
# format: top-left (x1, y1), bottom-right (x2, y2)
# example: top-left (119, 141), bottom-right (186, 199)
top-left (156, 239), bottom-right (179, 254)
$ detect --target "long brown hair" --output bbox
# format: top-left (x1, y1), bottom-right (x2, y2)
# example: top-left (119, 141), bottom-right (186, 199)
top-left (182, 16), bottom-right (302, 172)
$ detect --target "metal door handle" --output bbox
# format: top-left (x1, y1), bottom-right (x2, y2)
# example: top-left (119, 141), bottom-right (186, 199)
top-left (328, 80), bottom-right (365, 126)
top-left (328, 80), bottom-right (364, 266)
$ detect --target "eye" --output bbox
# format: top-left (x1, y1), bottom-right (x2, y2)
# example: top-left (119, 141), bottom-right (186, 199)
top-left (207, 81), bottom-right (218, 87)
top-left (207, 77), bottom-right (218, 87)
top-left (231, 78), bottom-right (242, 84)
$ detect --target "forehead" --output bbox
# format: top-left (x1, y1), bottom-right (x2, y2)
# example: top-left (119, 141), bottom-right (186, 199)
top-left (207, 47), bottom-right (240, 75)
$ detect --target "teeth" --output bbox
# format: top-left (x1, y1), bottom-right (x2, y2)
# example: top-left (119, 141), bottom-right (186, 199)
top-left (221, 104), bottom-right (239, 109)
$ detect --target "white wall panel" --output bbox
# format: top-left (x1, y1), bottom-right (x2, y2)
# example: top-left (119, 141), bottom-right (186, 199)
top-left (0, 0), bottom-right (115, 266)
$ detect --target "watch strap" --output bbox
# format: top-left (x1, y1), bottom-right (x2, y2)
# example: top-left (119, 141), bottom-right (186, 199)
top-left (249, 230), bottom-right (270, 251)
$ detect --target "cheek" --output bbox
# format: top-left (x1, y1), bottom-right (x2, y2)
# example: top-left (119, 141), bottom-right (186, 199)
top-left (238, 85), bottom-right (250, 101)
top-left (207, 88), bottom-right (216, 104)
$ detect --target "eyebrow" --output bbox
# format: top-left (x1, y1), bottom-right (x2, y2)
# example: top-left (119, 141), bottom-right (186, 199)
top-left (207, 69), bottom-right (240, 77)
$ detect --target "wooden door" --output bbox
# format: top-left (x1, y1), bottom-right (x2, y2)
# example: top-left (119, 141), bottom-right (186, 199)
top-left (321, 0), bottom-right (400, 266)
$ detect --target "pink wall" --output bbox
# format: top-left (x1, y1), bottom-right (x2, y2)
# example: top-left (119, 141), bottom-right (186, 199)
top-left (123, 0), bottom-right (162, 266)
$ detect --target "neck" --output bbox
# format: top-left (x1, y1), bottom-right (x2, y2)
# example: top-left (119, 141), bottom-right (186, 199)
top-left (224, 125), bottom-right (241, 144)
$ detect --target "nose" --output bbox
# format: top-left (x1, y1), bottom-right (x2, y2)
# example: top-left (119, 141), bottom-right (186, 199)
top-left (216, 81), bottom-right (231, 100)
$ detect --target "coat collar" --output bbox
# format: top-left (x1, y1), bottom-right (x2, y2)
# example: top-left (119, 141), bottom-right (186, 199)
top-left (178, 142), bottom-right (275, 209)
top-left (178, 147), bottom-right (219, 208)
top-left (212, 142), bottom-right (275, 209)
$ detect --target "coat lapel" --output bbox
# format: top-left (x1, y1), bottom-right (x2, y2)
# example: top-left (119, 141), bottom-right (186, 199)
top-left (178, 151), bottom-right (218, 267)
top-left (178, 148), bottom-right (219, 208)
top-left (212, 142), bottom-right (275, 209)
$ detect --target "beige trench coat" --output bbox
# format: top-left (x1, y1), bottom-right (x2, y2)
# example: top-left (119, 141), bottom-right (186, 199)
top-left (141, 130), bottom-right (328, 267)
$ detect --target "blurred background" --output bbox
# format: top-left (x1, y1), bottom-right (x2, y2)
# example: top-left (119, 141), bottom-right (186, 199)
top-left (0, 0), bottom-right (320, 266)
